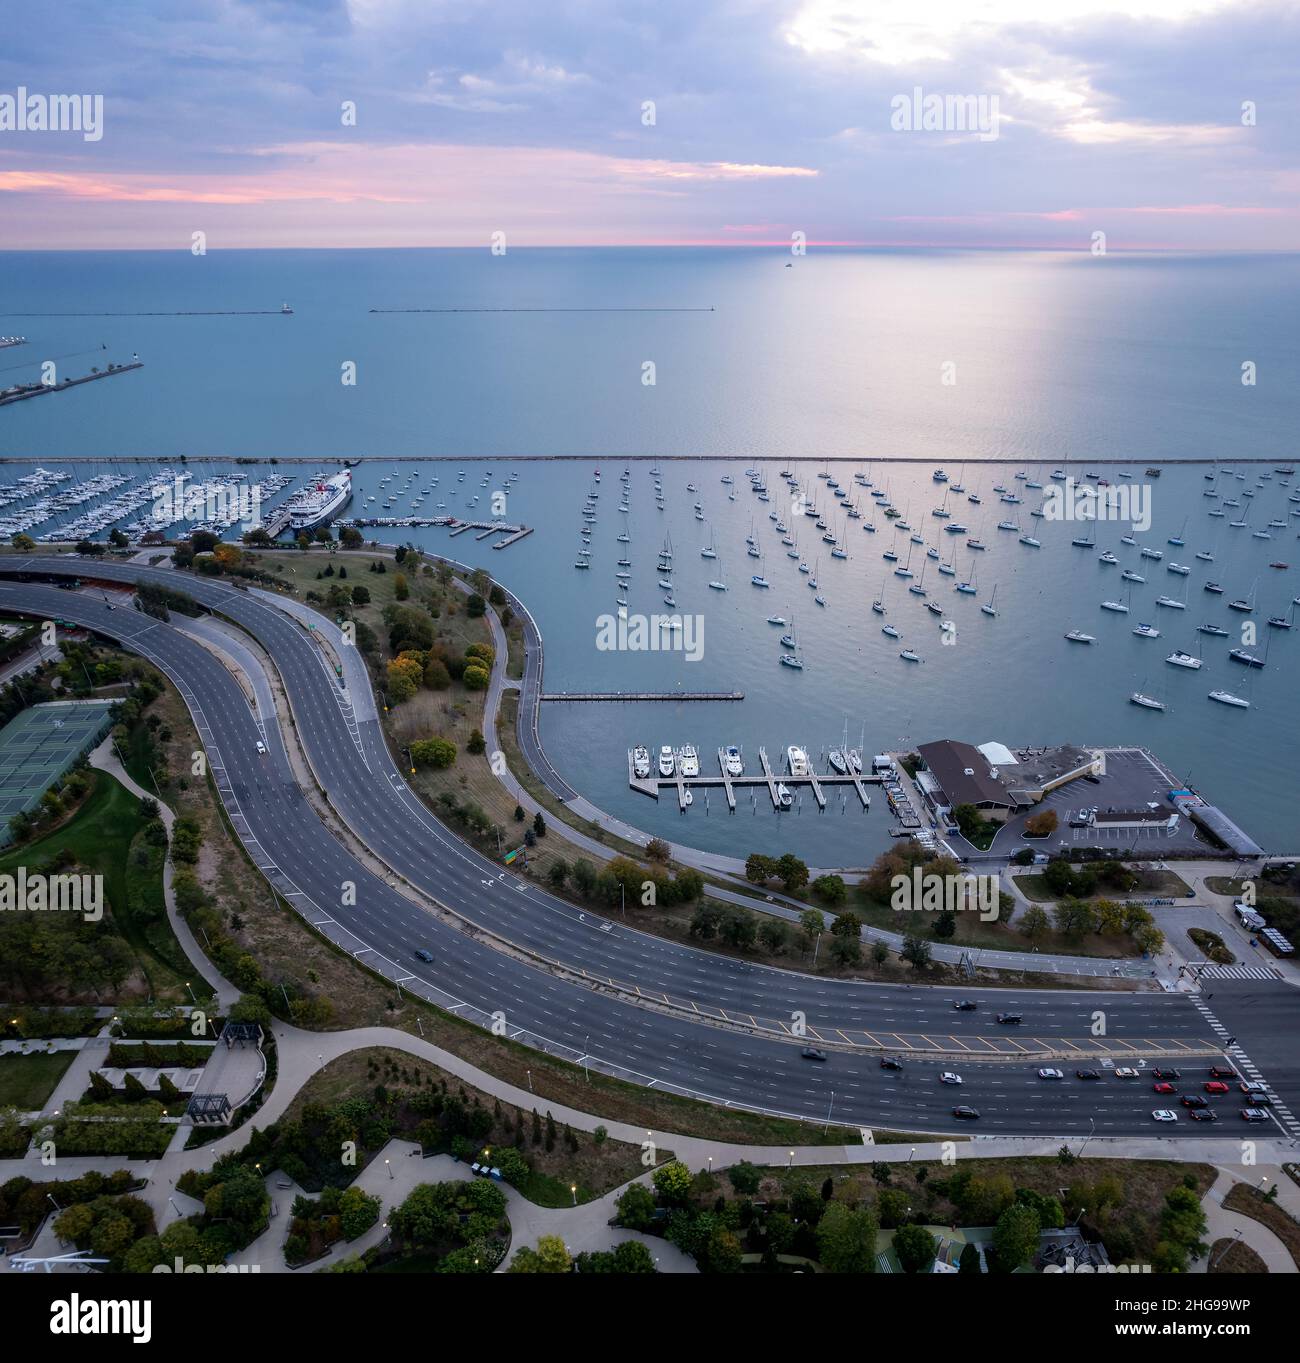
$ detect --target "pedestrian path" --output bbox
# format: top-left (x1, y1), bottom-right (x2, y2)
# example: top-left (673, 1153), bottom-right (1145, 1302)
top-left (1196, 1169), bottom-right (1297, 1274)
top-left (1196, 963), bottom-right (1282, 981)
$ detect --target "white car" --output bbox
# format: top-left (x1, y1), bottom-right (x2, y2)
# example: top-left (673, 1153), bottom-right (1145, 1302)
top-left (939, 1072), bottom-right (963, 1085)
top-left (1114, 1067), bottom-right (1140, 1079)
top-left (1152, 1109), bottom-right (1178, 1122)
top-left (1037, 1068), bottom-right (1064, 1080)
top-left (255, 740), bottom-right (267, 755)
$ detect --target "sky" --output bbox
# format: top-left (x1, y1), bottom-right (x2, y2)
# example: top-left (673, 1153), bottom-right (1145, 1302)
top-left (1, 0), bottom-right (1298, 250)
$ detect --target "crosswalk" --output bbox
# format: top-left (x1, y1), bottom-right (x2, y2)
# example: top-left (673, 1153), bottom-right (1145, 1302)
top-left (1192, 996), bottom-right (1300, 1137)
top-left (1197, 963), bottom-right (1283, 982)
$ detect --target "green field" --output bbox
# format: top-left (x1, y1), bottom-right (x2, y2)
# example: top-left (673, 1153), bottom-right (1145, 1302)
top-left (0, 1050), bottom-right (76, 1108)
top-left (0, 770), bottom-right (199, 1000)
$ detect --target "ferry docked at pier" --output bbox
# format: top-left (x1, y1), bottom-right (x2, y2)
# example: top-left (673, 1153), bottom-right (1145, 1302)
top-left (288, 470), bottom-right (352, 532)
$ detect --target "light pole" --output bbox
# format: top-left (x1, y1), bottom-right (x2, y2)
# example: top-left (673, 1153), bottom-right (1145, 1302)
top-left (1077, 1117), bottom-right (1096, 1159)
top-left (1210, 1228), bottom-right (1242, 1270)
top-left (570, 1184), bottom-right (577, 1207)
top-left (788, 1150), bottom-right (795, 1167)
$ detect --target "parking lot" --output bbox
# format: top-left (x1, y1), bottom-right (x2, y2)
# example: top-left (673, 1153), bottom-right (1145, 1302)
top-left (956, 747), bottom-right (1219, 860)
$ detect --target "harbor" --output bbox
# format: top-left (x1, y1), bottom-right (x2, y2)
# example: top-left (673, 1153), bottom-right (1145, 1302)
top-left (628, 741), bottom-right (881, 814)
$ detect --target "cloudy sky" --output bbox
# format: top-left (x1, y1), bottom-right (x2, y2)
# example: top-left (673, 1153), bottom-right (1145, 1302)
top-left (2, 0), bottom-right (1297, 249)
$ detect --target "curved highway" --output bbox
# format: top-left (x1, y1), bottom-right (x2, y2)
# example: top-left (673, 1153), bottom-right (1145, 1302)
top-left (0, 561), bottom-right (1236, 1137)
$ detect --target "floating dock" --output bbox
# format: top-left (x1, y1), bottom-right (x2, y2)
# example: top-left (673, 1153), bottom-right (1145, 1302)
top-left (629, 746), bottom-right (876, 811)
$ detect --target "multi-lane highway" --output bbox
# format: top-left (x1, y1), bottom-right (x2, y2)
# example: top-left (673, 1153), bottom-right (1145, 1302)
top-left (0, 558), bottom-right (1264, 1137)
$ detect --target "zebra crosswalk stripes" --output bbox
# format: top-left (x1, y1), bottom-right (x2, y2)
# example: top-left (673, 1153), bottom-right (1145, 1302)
top-left (1196, 963), bottom-right (1283, 982)
top-left (1192, 996), bottom-right (1300, 1137)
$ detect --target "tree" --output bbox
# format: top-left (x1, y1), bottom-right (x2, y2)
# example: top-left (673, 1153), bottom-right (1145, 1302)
top-left (462, 664), bottom-right (490, 690)
top-left (411, 737), bottom-right (456, 768)
top-left (900, 934), bottom-right (932, 970)
top-left (532, 811), bottom-right (546, 838)
top-left (1019, 904), bottom-right (1050, 942)
top-left (816, 1202), bottom-right (877, 1273)
top-left (393, 572), bottom-right (409, 601)
top-left (1024, 808), bottom-right (1059, 838)
top-left (798, 909), bottom-right (825, 949)
top-left (652, 1161), bottom-right (692, 1207)
top-left (958, 1241), bottom-right (982, 1274)
top-left (547, 859), bottom-right (568, 890)
top-left (10, 532), bottom-right (35, 552)
top-left (339, 526), bottom-right (364, 549)
top-left (746, 853), bottom-right (778, 885)
top-left (645, 838), bottom-right (671, 863)
top-left (467, 728), bottom-right (486, 755)
top-left (109, 528), bottom-right (129, 548)
top-left (894, 1223), bottom-right (938, 1273)
top-left (934, 908), bottom-right (957, 940)
top-left (812, 874), bottom-right (847, 906)
top-left (466, 593), bottom-right (487, 617)
top-left (615, 1182), bottom-right (656, 1231)
top-left (728, 1161), bottom-right (761, 1195)
top-left (992, 1203), bottom-right (1040, 1272)
top-left (509, 1234), bottom-right (572, 1273)
top-left (776, 853), bottom-right (809, 893)
top-left (350, 584), bottom-right (370, 605)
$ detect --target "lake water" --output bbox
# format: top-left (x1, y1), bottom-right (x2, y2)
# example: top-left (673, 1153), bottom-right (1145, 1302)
top-left (1, 248), bottom-right (1296, 862)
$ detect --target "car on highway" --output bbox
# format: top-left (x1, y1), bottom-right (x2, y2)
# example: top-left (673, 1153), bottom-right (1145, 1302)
top-left (801, 1047), bottom-right (827, 1062)
top-left (1239, 1085), bottom-right (1270, 1104)
top-left (1153, 1082), bottom-right (1176, 1094)
top-left (255, 740), bottom-right (267, 755)
top-left (952, 1106), bottom-right (980, 1120)
top-left (1152, 1069), bottom-right (1181, 1080)
top-left (880, 1057), bottom-right (904, 1071)
top-left (1203, 1081), bottom-right (1230, 1094)
top-left (1180, 1095), bottom-right (1208, 1109)
top-left (1037, 1068), bottom-right (1064, 1080)
top-left (939, 1072), bottom-right (963, 1085)
top-left (995, 1012), bottom-right (1022, 1025)
top-left (1208, 1065), bottom-right (1237, 1079)
top-left (1240, 1108), bottom-right (1270, 1122)
top-left (953, 1000), bottom-right (977, 1011)
top-left (413, 948), bottom-right (434, 963)
top-left (1075, 1069), bottom-right (1101, 1081)
top-left (1152, 1110), bottom-right (1177, 1122)
top-left (1188, 1108), bottom-right (1218, 1122)
top-left (1114, 1067), bottom-right (1139, 1078)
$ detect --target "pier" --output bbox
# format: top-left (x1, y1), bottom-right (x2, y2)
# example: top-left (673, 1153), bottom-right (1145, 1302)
top-left (337, 515), bottom-right (533, 548)
top-left (543, 691), bottom-right (743, 703)
top-left (630, 745), bottom-right (877, 811)
top-left (0, 361), bottom-right (143, 408)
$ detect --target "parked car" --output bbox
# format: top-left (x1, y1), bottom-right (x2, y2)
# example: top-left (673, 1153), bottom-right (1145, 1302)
top-left (1240, 1108), bottom-right (1270, 1122)
top-left (801, 1047), bottom-right (827, 1062)
top-left (1153, 1082), bottom-right (1176, 1094)
top-left (952, 1106), bottom-right (981, 1120)
top-left (1152, 1110), bottom-right (1177, 1122)
top-left (1076, 1069), bottom-right (1101, 1081)
top-left (1180, 1095), bottom-right (1208, 1109)
top-left (880, 1057), bottom-right (904, 1071)
top-left (1152, 1069), bottom-right (1181, 1080)
top-left (1203, 1081), bottom-right (1229, 1094)
top-left (414, 948), bottom-right (434, 963)
top-left (953, 1000), bottom-right (977, 1011)
top-left (996, 1013), bottom-right (1023, 1025)
top-left (939, 1072), bottom-right (963, 1085)
top-left (1037, 1068), bottom-right (1064, 1080)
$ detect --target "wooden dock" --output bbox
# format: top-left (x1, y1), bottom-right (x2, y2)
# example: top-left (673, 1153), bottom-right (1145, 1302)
top-left (542, 691), bottom-right (743, 703)
top-left (629, 744), bottom-right (876, 811)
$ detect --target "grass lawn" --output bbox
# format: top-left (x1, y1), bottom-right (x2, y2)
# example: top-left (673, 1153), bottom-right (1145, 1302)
top-left (851, 891), bottom-right (1137, 960)
top-left (0, 769), bottom-right (196, 1001)
top-left (1013, 869), bottom-right (1193, 902)
top-left (0, 1050), bottom-right (76, 1108)
top-left (1207, 1237), bottom-right (1267, 1273)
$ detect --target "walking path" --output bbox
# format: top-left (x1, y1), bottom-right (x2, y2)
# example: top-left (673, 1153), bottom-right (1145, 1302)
top-left (1196, 1169), bottom-right (1297, 1273)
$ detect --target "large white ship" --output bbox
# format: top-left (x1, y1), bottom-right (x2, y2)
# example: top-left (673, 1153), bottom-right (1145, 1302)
top-left (288, 470), bottom-right (352, 532)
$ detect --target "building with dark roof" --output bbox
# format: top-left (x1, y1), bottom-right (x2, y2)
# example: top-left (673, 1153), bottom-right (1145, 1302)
top-left (916, 739), bottom-right (1022, 823)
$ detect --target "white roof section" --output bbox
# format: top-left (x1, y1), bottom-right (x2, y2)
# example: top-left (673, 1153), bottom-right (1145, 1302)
top-left (978, 741), bottom-right (1017, 767)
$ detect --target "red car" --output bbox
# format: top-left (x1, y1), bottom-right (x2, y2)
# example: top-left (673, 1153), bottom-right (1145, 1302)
top-left (1204, 1081), bottom-right (1230, 1094)
top-left (1153, 1082), bottom-right (1176, 1095)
